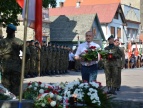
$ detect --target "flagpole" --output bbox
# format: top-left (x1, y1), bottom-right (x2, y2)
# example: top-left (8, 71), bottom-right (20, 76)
top-left (19, 0), bottom-right (29, 108)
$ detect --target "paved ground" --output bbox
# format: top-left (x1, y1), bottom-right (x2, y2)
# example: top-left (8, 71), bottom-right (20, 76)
top-left (23, 67), bottom-right (143, 101)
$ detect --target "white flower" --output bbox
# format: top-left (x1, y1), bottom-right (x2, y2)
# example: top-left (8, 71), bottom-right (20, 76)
top-left (89, 88), bottom-right (94, 92)
top-left (40, 84), bottom-right (45, 88)
top-left (56, 95), bottom-right (62, 101)
top-left (50, 101), bottom-right (56, 107)
top-left (87, 92), bottom-right (91, 96)
top-left (45, 85), bottom-right (48, 88)
top-left (39, 89), bottom-right (44, 94)
top-left (28, 85), bottom-right (32, 88)
top-left (35, 82), bottom-right (38, 87)
top-left (34, 87), bottom-right (37, 90)
top-left (92, 100), bottom-right (96, 103)
top-left (49, 93), bottom-right (54, 98)
top-left (41, 103), bottom-right (45, 107)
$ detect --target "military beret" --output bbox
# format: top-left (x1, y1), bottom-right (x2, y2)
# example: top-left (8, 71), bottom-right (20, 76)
top-left (30, 40), bottom-right (35, 42)
top-left (7, 24), bottom-right (17, 31)
top-left (35, 42), bottom-right (39, 44)
top-left (108, 35), bottom-right (114, 40)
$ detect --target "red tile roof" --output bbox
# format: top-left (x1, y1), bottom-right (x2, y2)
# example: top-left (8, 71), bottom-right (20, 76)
top-left (64, 0), bottom-right (120, 7)
top-left (49, 3), bottom-right (119, 23)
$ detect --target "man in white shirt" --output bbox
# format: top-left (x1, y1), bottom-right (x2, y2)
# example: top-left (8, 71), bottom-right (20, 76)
top-left (74, 31), bottom-right (100, 82)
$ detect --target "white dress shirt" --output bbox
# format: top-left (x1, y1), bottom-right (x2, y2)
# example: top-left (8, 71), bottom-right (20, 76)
top-left (75, 41), bottom-right (101, 66)
top-left (69, 52), bottom-right (75, 61)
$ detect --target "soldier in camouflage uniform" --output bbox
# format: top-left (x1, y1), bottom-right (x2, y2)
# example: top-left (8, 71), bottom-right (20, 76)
top-left (46, 42), bottom-right (52, 75)
top-left (40, 41), bottom-right (47, 76)
top-left (25, 41), bottom-right (31, 78)
top-left (59, 45), bottom-right (64, 74)
top-left (114, 39), bottom-right (125, 91)
top-left (29, 40), bottom-right (37, 77)
top-left (104, 35), bottom-right (122, 95)
top-left (55, 45), bottom-right (60, 74)
top-left (51, 44), bottom-right (56, 74)
top-left (35, 42), bottom-right (40, 76)
top-left (0, 24), bottom-right (23, 95)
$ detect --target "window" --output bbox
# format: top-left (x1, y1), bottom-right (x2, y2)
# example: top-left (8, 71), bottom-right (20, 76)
top-left (117, 28), bottom-right (121, 38)
top-left (110, 26), bottom-right (115, 37)
top-left (114, 12), bottom-right (118, 19)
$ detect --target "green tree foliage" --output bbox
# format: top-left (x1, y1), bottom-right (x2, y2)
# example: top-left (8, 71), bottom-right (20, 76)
top-left (0, 0), bottom-right (56, 27)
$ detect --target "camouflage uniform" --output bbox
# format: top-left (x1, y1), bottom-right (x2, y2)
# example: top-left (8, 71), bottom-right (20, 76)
top-left (40, 43), bottom-right (47, 75)
top-left (25, 43), bottom-right (31, 77)
top-left (0, 36), bottom-right (23, 96)
top-left (29, 41), bottom-right (37, 76)
top-left (55, 45), bottom-right (60, 74)
top-left (104, 44), bottom-right (122, 94)
top-left (47, 44), bottom-right (53, 74)
top-left (51, 44), bottom-right (56, 74)
top-left (59, 46), bottom-right (64, 73)
top-left (35, 42), bottom-right (40, 76)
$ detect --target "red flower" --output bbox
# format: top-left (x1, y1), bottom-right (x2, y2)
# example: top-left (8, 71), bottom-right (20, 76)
top-left (90, 46), bottom-right (96, 49)
top-left (95, 81), bottom-right (102, 87)
top-left (53, 90), bottom-right (58, 94)
top-left (44, 90), bottom-right (50, 93)
top-left (108, 54), bottom-right (113, 59)
top-left (48, 86), bottom-right (53, 89)
top-left (28, 82), bottom-right (31, 86)
top-left (38, 81), bottom-right (42, 85)
top-left (85, 50), bottom-right (88, 53)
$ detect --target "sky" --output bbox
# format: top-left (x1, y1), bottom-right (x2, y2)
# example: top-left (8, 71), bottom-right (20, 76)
top-left (56, 0), bottom-right (65, 7)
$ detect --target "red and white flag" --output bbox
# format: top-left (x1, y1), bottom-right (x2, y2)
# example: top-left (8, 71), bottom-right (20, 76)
top-left (16, 0), bottom-right (42, 44)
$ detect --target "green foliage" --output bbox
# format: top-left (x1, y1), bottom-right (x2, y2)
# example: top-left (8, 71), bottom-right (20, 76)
top-left (43, 0), bottom-right (57, 8)
top-left (0, 0), bottom-right (22, 27)
top-left (0, 0), bottom-right (56, 27)
top-left (0, 93), bottom-right (11, 100)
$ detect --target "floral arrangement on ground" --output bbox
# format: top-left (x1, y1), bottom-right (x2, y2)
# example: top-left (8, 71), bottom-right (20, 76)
top-left (23, 80), bottom-right (113, 108)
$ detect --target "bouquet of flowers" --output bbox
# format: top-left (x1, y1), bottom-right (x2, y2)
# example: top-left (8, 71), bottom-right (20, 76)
top-left (80, 46), bottom-right (98, 62)
top-left (64, 80), bottom-right (113, 108)
top-left (98, 49), bottom-right (109, 59)
top-left (23, 81), bottom-right (65, 100)
top-left (34, 93), bottom-right (63, 108)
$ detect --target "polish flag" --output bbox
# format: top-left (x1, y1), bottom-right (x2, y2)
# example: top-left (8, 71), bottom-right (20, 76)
top-left (128, 41), bottom-right (132, 58)
top-left (135, 43), bottom-right (139, 56)
top-left (16, 0), bottom-right (42, 44)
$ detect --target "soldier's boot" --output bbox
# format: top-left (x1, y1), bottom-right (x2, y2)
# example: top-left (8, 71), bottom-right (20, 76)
top-left (111, 87), bottom-right (117, 95)
top-left (59, 70), bottom-right (62, 74)
top-left (53, 70), bottom-right (56, 75)
top-left (24, 74), bottom-right (30, 78)
top-left (116, 87), bottom-right (120, 91)
top-left (29, 73), bottom-right (35, 78)
top-left (56, 70), bottom-right (59, 74)
top-left (34, 72), bottom-right (38, 77)
top-left (65, 70), bottom-right (68, 73)
top-left (48, 70), bottom-right (52, 75)
top-left (45, 70), bottom-right (50, 75)
top-left (107, 86), bottom-right (112, 94)
top-left (40, 71), bottom-right (44, 76)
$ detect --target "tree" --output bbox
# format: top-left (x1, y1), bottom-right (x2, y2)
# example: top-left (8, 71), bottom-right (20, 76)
top-left (0, 0), bottom-right (56, 27)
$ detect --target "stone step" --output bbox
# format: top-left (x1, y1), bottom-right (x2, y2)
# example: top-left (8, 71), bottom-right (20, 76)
top-left (0, 99), bottom-right (143, 108)
top-left (0, 100), bottom-right (33, 108)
